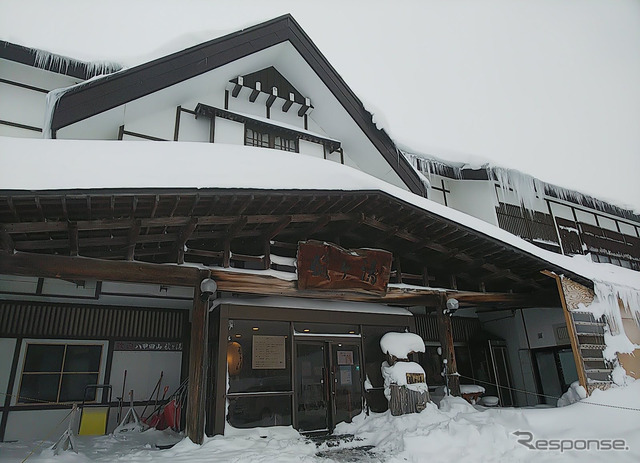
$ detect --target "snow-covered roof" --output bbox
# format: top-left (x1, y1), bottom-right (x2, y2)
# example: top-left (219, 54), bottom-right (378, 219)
top-left (1, 136), bottom-right (638, 296)
top-left (2, 2), bottom-right (638, 212)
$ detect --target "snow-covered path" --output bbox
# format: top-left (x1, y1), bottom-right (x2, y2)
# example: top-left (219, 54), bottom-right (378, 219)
top-left (1, 381), bottom-right (638, 463)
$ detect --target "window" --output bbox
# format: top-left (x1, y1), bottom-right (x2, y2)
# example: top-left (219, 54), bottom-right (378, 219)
top-left (244, 126), bottom-right (298, 152)
top-left (18, 342), bottom-right (103, 404)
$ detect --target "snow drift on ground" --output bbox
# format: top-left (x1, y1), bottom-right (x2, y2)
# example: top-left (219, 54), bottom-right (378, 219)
top-left (1, 380), bottom-right (638, 462)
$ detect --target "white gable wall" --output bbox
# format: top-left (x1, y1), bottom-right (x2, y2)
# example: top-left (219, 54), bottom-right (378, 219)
top-left (52, 41), bottom-right (409, 191)
top-left (0, 59), bottom-right (82, 138)
top-left (446, 178), bottom-right (499, 226)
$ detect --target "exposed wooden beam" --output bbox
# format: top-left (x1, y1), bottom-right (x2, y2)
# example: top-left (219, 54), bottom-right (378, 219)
top-left (231, 83), bottom-right (242, 98)
top-left (0, 213), bottom-right (356, 234)
top-left (125, 220), bottom-right (141, 261)
top-left (176, 218), bottom-right (198, 264)
top-left (436, 301), bottom-right (461, 396)
top-left (68, 222), bottom-right (79, 256)
top-left (264, 216), bottom-right (292, 240)
top-left (266, 93), bottom-right (276, 108)
top-left (0, 251), bottom-right (207, 286)
top-left (186, 284), bottom-right (209, 445)
top-left (249, 88), bottom-right (259, 102)
top-left (0, 232), bottom-right (14, 253)
top-left (282, 99), bottom-right (293, 112)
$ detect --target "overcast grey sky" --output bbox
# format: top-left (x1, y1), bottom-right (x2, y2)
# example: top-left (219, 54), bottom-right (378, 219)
top-left (2, 0), bottom-right (639, 212)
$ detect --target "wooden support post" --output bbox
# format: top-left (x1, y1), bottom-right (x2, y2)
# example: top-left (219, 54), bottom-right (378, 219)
top-left (186, 274), bottom-right (211, 444)
top-left (542, 271), bottom-right (588, 392)
top-left (436, 300), bottom-right (460, 396)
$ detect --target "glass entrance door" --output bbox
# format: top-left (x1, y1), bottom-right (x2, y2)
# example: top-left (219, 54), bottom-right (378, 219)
top-left (330, 343), bottom-right (362, 425)
top-left (296, 342), bottom-right (329, 433)
top-left (295, 340), bottom-right (362, 433)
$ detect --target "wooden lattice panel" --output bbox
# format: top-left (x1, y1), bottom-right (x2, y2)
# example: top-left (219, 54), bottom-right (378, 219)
top-left (560, 277), bottom-right (595, 311)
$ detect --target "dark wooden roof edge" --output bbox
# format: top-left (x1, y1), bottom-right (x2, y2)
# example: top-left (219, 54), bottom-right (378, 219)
top-left (0, 40), bottom-right (122, 80)
top-left (46, 15), bottom-right (426, 197)
top-left (0, 186), bottom-right (594, 288)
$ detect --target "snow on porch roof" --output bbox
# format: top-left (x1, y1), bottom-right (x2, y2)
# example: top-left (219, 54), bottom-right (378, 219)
top-left (1, 135), bottom-right (638, 293)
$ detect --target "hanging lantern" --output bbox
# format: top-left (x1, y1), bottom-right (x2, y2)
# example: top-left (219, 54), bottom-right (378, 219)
top-left (227, 341), bottom-right (243, 376)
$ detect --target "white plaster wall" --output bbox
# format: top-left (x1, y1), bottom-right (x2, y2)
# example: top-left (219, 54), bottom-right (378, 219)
top-left (306, 116), bottom-right (328, 137)
top-left (177, 112), bottom-right (209, 142)
top-left (0, 124), bottom-right (42, 138)
top-left (56, 106), bottom-right (125, 140)
top-left (478, 310), bottom-right (539, 406)
top-left (447, 179), bottom-right (499, 226)
top-left (269, 103), bottom-right (304, 129)
top-left (41, 278), bottom-right (97, 298)
top-left (109, 351), bottom-right (182, 404)
top-left (0, 275), bottom-right (192, 309)
top-left (214, 118), bottom-right (244, 145)
top-left (0, 339), bottom-right (16, 398)
top-left (0, 82), bottom-right (46, 129)
top-left (4, 409), bottom-right (73, 442)
top-left (1, 59), bottom-right (80, 91)
top-left (125, 106), bottom-right (176, 140)
top-left (0, 275), bottom-right (39, 294)
top-left (299, 139), bottom-right (324, 159)
top-left (522, 307), bottom-right (568, 349)
top-left (227, 92), bottom-right (268, 119)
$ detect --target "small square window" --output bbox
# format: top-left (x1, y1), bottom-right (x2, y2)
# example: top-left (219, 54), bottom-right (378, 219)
top-left (18, 342), bottom-right (103, 404)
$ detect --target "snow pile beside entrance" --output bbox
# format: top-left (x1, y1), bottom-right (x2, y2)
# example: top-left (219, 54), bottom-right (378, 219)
top-left (379, 332), bottom-right (425, 359)
top-left (381, 361), bottom-right (428, 400)
top-left (1, 381), bottom-right (639, 462)
top-left (557, 381), bottom-right (587, 407)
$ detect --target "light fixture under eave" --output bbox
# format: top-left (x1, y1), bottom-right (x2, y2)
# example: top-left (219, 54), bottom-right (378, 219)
top-left (303, 329), bottom-right (310, 333)
top-left (252, 327), bottom-right (259, 331)
top-left (200, 278), bottom-right (217, 300)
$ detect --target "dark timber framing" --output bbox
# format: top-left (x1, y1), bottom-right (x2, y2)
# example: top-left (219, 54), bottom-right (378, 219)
top-left (0, 40), bottom-right (121, 80)
top-left (41, 15), bottom-right (426, 196)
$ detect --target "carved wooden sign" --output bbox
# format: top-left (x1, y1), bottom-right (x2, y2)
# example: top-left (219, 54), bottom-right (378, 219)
top-left (406, 372), bottom-right (426, 385)
top-left (297, 241), bottom-right (392, 294)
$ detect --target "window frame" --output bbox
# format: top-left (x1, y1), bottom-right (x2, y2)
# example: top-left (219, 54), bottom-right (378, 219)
top-left (14, 339), bottom-right (108, 406)
top-left (244, 124), bottom-right (299, 153)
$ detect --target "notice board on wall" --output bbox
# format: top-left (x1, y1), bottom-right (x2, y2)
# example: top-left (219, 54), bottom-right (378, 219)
top-left (252, 335), bottom-right (286, 369)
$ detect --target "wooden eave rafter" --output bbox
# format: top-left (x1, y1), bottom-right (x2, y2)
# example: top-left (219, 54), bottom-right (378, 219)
top-left (0, 188), bottom-right (593, 293)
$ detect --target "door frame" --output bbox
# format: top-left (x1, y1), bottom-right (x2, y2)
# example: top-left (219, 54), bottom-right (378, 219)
top-left (293, 335), bottom-right (364, 434)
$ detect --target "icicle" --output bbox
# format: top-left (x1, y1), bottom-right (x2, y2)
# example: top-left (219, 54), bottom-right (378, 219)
top-left (579, 279), bottom-right (640, 360)
top-left (34, 49), bottom-right (121, 78)
top-left (42, 86), bottom-right (72, 139)
top-left (490, 166), bottom-right (545, 212)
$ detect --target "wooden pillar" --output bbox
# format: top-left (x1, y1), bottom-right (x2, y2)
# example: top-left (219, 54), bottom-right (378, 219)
top-left (186, 277), bottom-right (210, 444)
top-left (436, 303), bottom-right (460, 396)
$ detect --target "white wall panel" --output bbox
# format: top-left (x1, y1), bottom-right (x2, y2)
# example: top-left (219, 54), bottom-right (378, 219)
top-left (0, 339), bottom-right (17, 397)
top-left (299, 140), bottom-right (324, 159)
top-left (214, 118), bottom-right (244, 145)
top-left (177, 112), bottom-right (209, 142)
top-left (0, 275), bottom-right (39, 294)
top-left (109, 351), bottom-right (182, 404)
top-left (0, 83), bottom-right (46, 128)
top-left (4, 409), bottom-right (73, 442)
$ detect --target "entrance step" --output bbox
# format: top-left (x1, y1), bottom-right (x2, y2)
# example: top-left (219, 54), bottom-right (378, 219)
top-left (316, 445), bottom-right (381, 462)
top-left (308, 433), bottom-right (359, 447)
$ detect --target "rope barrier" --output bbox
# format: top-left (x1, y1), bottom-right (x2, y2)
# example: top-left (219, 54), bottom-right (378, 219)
top-left (20, 407), bottom-right (75, 463)
top-left (0, 390), bottom-right (66, 405)
top-left (455, 373), bottom-right (640, 412)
